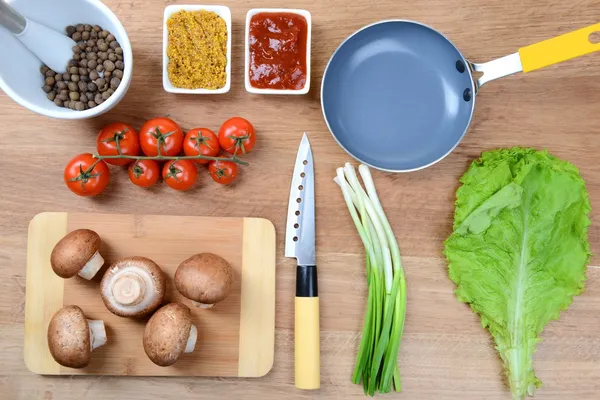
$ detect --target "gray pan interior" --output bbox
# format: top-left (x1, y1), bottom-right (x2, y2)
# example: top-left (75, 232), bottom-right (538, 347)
top-left (321, 20), bottom-right (476, 172)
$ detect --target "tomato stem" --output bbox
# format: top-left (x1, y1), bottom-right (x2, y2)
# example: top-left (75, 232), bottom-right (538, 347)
top-left (164, 161), bottom-right (182, 182)
top-left (102, 129), bottom-right (128, 155)
top-left (68, 160), bottom-right (105, 191)
top-left (92, 153), bottom-right (249, 166)
top-left (194, 132), bottom-right (214, 151)
top-left (227, 134), bottom-right (250, 155)
top-left (131, 161), bottom-right (144, 179)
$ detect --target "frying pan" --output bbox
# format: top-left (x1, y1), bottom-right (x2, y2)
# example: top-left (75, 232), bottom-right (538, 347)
top-left (321, 20), bottom-right (600, 172)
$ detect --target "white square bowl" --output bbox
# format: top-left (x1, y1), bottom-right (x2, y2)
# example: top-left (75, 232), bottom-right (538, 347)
top-left (163, 5), bottom-right (231, 94)
top-left (245, 8), bottom-right (311, 95)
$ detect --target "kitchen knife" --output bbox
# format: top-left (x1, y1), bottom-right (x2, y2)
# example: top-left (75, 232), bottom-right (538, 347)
top-left (285, 133), bottom-right (319, 390)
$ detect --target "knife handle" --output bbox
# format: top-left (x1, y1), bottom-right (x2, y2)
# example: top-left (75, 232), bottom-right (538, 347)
top-left (295, 265), bottom-right (320, 390)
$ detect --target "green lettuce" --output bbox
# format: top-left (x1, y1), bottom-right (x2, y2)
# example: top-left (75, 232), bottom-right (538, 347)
top-left (444, 148), bottom-right (591, 399)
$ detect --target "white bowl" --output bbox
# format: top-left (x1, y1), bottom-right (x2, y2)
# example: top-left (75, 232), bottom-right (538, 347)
top-left (244, 8), bottom-right (312, 95)
top-left (162, 5), bottom-right (231, 94)
top-left (0, 0), bottom-right (133, 120)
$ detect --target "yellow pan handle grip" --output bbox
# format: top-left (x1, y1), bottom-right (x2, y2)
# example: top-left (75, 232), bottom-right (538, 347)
top-left (295, 297), bottom-right (320, 389)
top-left (519, 23), bottom-right (600, 72)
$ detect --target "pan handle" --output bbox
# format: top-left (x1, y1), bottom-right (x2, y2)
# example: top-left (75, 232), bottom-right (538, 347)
top-left (471, 22), bottom-right (600, 91)
top-left (519, 22), bottom-right (600, 72)
top-left (470, 53), bottom-right (523, 91)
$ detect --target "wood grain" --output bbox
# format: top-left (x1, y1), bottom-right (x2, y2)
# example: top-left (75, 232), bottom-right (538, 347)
top-left (239, 218), bottom-right (276, 377)
top-left (23, 212), bottom-right (66, 375)
top-left (2, 0), bottom-right (600, 399)
top-left (23, 213), bottom-right (275, 377)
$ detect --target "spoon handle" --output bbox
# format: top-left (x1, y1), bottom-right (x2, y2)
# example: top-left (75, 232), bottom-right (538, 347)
top-left (0, 0), bottom-right (26, 34)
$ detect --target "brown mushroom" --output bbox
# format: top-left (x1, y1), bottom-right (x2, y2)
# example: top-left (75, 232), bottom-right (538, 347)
top-left (100, 256), bottom-right (166, 318)
top-left (174, 253), bottom-right (234, 308)
top-left (50, 229), bottom-right (105, 280)
top-left (47, 305), bottom-right (107, 368)
top-left (143, 302), bottom-right (197, 366)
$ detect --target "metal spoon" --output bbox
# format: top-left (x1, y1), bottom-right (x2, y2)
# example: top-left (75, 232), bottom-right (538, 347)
top-left (0, 0), bottom-right (75, 73)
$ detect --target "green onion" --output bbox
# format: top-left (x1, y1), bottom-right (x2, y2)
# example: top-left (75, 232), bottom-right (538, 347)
top-left (335, 163), bottom-right (407, 396)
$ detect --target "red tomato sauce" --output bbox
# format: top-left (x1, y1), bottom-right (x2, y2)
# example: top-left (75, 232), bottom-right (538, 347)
top-left (248, 12), bottom-right (308, 90)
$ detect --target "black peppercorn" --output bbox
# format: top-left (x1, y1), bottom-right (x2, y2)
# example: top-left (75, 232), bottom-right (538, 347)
top-left (103, 60), bottom-right (115, 72)
top-left (110, 77), bottom-right (121, 90)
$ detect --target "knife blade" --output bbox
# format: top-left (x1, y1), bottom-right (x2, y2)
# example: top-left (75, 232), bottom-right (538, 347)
top-left (285, 133), bottom-right (319, 390)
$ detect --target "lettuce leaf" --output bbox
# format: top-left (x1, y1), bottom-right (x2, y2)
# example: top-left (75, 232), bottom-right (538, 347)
top-left (444, 148), bottom-right (591, 399)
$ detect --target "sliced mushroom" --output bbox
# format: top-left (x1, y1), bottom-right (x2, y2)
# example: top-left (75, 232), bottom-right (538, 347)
top-left (100, 256), bottom-right (166, 318)
top-left (143, 302), bottom-right (197, 366)
top-left (50, 229), bottom-right (105, 280)
top-left (47, 305), bottom-right (107, 368)
top-left (174, 253), bottom-right (234, 308)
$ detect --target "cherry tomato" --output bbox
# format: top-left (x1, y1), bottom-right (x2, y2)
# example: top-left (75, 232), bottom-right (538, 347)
top-left (139, 117), bottom-right (184, 157)
top-left (64, 153), bottom-right (110, 196)
top-left (96, 122), bottom-right (140, 166)
top-left (218, 117), bottom-right (256, 155)
top-left (208, 159), bottom-right (238, 185)
top-left (183, 128), bottom-right (220, 164)
top-left (128, 159), bottom-right (160, 188)
top-left (162, 160), bottom-right (197, 191)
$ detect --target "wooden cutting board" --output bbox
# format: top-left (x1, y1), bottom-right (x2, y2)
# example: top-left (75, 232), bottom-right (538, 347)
top-left (23, 212), bottom-right (276, 377)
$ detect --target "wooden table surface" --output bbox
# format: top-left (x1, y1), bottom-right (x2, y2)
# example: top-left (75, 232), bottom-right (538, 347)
top-left (2, 0), bottom-right (600, 399)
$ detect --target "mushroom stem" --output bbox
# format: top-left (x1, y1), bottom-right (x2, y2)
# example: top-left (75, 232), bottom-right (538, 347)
top-left (78, 251), bottom-right (105, 280)
top-left (111, 272), bottom-right (146, 306)
top-left (191, 301), bottom-right (214, 309)
top-left (184, 325), bottom-right (197, 354)
top-left (87, 319), bottom-right (107, 351)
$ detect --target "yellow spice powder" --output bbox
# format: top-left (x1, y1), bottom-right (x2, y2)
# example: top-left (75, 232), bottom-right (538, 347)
top-left (167, 10), bottom-right (227, 90)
